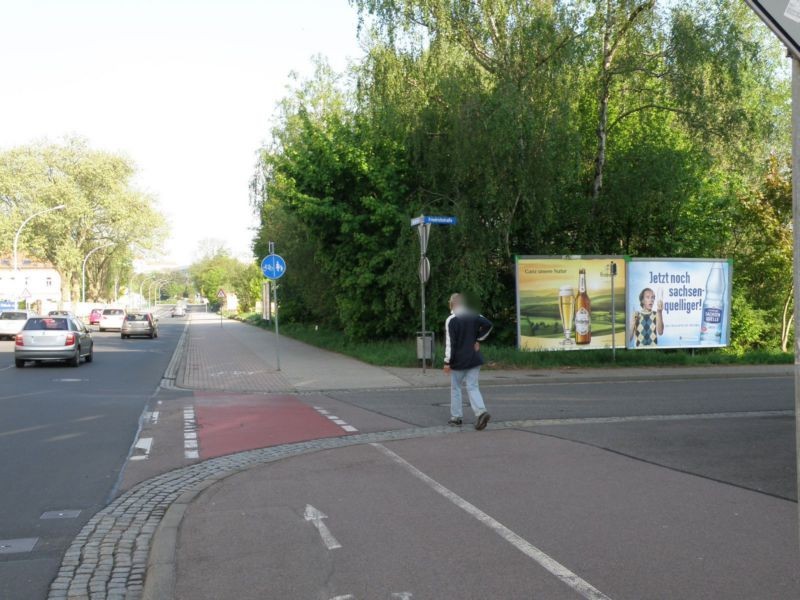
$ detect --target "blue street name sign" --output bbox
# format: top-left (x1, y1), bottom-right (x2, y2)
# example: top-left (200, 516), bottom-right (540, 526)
top-left (0, 300), bottom-right (15, 311)
top-left (261, 254), bottom-right (287, 279)
top-left (410, 215), bottom-right (458, 226)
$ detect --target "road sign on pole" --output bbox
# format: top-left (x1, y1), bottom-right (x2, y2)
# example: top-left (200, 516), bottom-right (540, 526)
top-left (744, 0), bottom-right (800, 547)
top-left (262, 245), bottom-right (283, 371)
top-left (418, 256), bottom-right (430, 284)
top-left (409, 214), bottom-right (458, 372)
top-left (260, 254), bottom-right (287, 280)
top-left (744, 0), bottom-right (800, 59)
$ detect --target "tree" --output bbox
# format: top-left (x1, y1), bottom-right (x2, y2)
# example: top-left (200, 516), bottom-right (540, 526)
top-left (0, 138), bottom-right (168, 302)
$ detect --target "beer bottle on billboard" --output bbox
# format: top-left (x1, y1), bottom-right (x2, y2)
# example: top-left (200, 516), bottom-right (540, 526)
top-left (575, 268), bottom-right (591, 345)
top-left (699, 264), bottom-right (725, 345)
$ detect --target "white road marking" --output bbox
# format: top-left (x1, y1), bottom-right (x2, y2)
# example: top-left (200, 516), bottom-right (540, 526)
top-left (312, 407), bottom-right (358, 434)
top-left (183, 406), bottom-right (199, 460)
top-left (329, 596), bottom-right (354, 600)
top-left (372, 443), bottom-right (612, 600)
top-left (44, 432), bottom-right (84, 443)
top-left (130, 437), bottom-right (153, 461)
top-left (391, 594), bottom-right (413, 600)
top-left (304, 505), bottom-right (342, 550)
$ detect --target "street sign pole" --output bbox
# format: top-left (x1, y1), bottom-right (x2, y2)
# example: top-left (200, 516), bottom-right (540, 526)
top-left (411, 215), bottom-right (455, 372)
top-left (792, 57), bottom-right (800, 542)
top-left (740, 1), bottom-right (800, 547)
top-left (263, 241), bottom-right (284, 371)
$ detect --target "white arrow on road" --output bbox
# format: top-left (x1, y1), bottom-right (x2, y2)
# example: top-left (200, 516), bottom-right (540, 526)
top-left (304, 505), bottom-right (342, 550)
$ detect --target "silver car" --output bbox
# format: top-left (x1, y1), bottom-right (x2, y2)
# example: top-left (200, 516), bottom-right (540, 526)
top-left (15, 316), bottom-right (94, 368)
top-left (121, 312), bottom-right (158, 339)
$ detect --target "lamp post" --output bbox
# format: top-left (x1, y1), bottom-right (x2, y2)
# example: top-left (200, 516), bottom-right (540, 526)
top-left (148, 279), bottom-right (167, 309)
top-left (82, 243), bottom-right (114, 303)
top-left (139, 277), bottom-right (155, 309)
top-left (13, 204), bottom-right (66, 306)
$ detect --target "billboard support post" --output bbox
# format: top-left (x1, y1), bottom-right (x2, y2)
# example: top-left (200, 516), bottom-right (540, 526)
top-left (610, 261), bottom-right (617, 362)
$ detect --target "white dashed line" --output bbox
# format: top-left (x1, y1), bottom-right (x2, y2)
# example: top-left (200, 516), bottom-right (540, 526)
top-left (183, 407), bottom-right (199, 459)
top-left (312, 407), bottom-right (358, 434)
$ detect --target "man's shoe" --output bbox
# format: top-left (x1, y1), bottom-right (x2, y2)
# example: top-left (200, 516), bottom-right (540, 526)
top-left (448, 417), bottom-right (463, 426)
top-left (475, 412), bottom-right (491, 431)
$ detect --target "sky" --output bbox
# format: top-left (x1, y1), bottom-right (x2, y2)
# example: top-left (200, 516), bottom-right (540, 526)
top-left (1, 0), bottom-right (365, 268)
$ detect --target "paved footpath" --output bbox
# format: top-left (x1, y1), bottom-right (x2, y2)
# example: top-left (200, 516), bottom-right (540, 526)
top-left (45, 314), bottom-right (799, 600)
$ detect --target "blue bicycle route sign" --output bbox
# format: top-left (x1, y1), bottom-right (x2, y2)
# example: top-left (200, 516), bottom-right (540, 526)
top-left (261, 254), bottom-right (287, 280)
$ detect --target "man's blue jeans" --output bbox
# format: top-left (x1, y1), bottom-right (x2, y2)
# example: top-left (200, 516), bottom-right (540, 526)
top-left (450, 366), bottom-right (486, 418)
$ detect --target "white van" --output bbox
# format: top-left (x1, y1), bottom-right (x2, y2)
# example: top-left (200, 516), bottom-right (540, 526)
top-left (0, 310), bottom-right (38, 340)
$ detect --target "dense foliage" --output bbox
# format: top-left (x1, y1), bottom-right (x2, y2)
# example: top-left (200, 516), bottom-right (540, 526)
top-left (252, 0), bottom-right (791, 349)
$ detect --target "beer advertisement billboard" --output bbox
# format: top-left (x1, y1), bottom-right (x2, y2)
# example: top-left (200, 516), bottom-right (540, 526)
top-left (515, 256), bottom-right (627, 351)
top-left (626, 259), bottom-right (732, 349)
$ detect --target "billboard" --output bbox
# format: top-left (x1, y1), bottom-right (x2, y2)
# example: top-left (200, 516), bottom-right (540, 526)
top-left (626, 259), bottom-right (732, 349)
top-left (516, 256), bottom-right (626, 351)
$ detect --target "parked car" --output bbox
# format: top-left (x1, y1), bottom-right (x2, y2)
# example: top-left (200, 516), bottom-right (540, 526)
top-left (89, 309), bottom-right (102, 325)
top-left (0, 310), bottom-right (37, 340)
top-left (171, 305), bottom-right (186, 317)
top-left (121, 312), bottom-right (158, 339)
top-left (48, 310), bottom-right (76, 318)
top-left (99, 308), bottom-right (126, 332)
top-left (15, 316), bottom-right (94, 368)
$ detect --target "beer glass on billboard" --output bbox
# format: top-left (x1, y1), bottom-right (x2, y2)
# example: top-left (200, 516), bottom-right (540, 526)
top-left (559, 286), bottom-right (575, 346)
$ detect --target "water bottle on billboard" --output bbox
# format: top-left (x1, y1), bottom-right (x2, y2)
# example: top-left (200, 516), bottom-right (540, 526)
top-left (699, 264), bottom-right (725, 345)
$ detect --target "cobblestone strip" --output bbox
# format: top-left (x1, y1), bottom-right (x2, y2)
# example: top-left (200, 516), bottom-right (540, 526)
top-left (46, 424), bottom-right (472, 600)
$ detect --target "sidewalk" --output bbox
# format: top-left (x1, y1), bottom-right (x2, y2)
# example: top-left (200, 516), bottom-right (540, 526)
top-left (180, 312), bottom-right (792, 392)
top-left (178, 313), bottom-right (409, 392)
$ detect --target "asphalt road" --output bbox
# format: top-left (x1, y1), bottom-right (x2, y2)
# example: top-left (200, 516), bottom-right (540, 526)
top-left (175, 372), bottom-right (798, 599)
top-left (0, 313), bottom-right (183, 600)
top-left (330, 374), bottom-right (797, 501)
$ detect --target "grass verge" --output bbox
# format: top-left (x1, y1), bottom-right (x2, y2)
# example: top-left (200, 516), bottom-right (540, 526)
top-left (236, 314), bottom-right (792, 369)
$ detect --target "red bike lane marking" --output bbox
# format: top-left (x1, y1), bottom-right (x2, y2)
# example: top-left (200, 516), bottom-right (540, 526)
top-left (193, 393), bottom-right (348, 459)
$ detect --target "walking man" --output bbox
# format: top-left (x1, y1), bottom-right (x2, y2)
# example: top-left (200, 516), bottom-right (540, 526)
top-left (443, 293), bottom-right (493, 430)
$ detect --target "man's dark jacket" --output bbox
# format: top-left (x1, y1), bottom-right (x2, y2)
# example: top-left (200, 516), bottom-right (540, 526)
top-left (444, 308), bottom-right (493, 370)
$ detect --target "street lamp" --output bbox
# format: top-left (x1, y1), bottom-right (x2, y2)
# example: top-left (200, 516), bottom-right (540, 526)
top-left (82, 243), bottom-right (114, 303)
top-left (12, 204), bottom-right (66, 306)
top-left (148, 279), bottom-right (167, 309)
top-left (139, 276), bottom-right (155, 309)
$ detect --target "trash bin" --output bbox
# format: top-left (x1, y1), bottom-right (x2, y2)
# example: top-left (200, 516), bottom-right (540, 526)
top-left (416, 331), bottom-right (435, 363)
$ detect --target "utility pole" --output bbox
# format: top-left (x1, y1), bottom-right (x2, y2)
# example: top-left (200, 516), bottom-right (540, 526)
top-left (792, 56), bottom-right (800, 543)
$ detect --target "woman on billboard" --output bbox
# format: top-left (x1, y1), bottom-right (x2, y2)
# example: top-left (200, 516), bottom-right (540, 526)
top-left (630, 288), bottom-right (664, 347)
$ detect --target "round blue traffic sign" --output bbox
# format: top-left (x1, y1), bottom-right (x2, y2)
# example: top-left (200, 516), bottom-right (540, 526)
top-left (261, 254), bottom-right (287, 279)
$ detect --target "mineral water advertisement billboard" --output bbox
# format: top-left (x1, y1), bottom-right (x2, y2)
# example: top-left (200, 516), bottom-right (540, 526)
top-left (515, 256), bottom-right (627, 351)
top-left (626, 259), bottom-right (732, 349)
